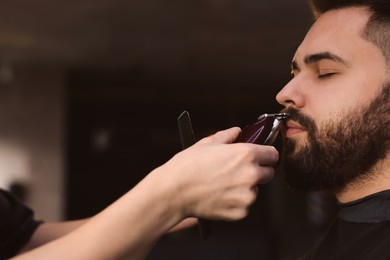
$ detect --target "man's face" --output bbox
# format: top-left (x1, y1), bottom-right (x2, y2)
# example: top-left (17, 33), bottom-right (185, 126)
top-left (276, 7), bottom-right (390, 194)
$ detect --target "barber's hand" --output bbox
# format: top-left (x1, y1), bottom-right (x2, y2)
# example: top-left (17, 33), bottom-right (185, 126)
top-left (159, 127), bottom-right (279, 221)
top-left (168, 218), bottom-right (198, 233)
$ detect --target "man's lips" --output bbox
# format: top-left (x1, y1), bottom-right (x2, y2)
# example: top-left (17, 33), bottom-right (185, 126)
top-left (285, 120), bottom-right (306, 136)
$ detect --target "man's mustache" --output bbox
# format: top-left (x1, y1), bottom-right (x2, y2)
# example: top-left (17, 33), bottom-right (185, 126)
top-left (280, 107), bottom-right (317, 133)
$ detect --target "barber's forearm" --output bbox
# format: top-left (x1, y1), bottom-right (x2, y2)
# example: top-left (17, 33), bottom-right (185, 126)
top-left (69, 169), bottom-right (184, 259)
top-left (13, 168), bottom-right (183, 260)
top-left (20, 219), bottom-right (89, 253)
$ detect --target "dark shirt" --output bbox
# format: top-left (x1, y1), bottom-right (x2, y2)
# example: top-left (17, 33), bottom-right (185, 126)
top-left (0, 189), bottom-right (42, 259)
top-left (305, 189), bottom-right (390, 260)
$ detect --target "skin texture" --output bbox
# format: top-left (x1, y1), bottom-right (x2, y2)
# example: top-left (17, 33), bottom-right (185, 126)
top-left (12, 127), bottom-right (278, 259)
top-left (276, 7), bottom-right (390, 203)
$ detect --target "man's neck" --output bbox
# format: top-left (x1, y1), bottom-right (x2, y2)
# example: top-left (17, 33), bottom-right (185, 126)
top-left (336, 155), bottom-right (390, 203)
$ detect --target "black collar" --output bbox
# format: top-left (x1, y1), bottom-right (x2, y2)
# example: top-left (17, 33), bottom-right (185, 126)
top-left (338, 189), bottom-right (390, 223)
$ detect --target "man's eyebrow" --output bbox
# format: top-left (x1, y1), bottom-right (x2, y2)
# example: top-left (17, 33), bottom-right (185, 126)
top-left (291, 60), bottom-right (299, 71)
top-left (304, 52), bottom-right (349, 66)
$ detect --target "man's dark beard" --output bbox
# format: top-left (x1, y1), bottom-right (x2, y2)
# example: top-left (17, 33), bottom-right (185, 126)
top-left (280, 83), bottom-right (390, 193)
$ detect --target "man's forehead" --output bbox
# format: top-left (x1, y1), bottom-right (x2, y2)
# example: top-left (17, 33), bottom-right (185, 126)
top-left (312, 6), bottom-right (371, 31)
top-left (292, 7), bottom-right (371, 64)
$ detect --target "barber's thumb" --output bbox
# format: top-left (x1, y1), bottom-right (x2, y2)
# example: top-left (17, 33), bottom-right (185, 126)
top-left (198, 127), bottom-right (241, 145)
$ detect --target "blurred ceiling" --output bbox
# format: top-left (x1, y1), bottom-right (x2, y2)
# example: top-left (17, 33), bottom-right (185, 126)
top-left (0, 0), bottom-right (313, 68)
top-left (0, 0), bottom-right (316, 110)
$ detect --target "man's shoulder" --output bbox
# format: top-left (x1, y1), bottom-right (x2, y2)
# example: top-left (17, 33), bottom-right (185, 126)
top-left (306, 218), bottom-right (390, 259)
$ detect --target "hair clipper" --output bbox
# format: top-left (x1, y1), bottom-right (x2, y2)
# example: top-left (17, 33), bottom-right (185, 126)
top-left (235, 113), bottom-right (289, 145)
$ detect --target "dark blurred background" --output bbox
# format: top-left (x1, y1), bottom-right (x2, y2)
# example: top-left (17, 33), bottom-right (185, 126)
top-left (0, 0), bottom-right (338, 259)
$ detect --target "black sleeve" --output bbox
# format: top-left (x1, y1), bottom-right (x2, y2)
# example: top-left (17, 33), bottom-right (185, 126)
top-left (0, 189), bottom-right (43, 259)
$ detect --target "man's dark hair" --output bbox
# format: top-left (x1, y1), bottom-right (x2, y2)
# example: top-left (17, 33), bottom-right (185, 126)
top-left (308, 0), bottom-right (390, 63)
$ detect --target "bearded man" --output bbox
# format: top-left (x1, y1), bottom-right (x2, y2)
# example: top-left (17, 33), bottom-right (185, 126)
top-left (276, 0), bottom-right (390, 258)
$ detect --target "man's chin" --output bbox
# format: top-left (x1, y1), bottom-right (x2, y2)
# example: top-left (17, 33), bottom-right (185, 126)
top-left (283, 136), bottom-right (309, 155)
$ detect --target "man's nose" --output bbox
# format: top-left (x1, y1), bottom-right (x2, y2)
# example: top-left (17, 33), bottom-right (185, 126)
top-left (276, 78), bottom-right (305, 109)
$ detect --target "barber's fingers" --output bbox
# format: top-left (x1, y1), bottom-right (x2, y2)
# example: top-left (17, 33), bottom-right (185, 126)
top-left (256, 165), bottom-right (276, 184)
top-left (232, 143), bottom-right (279, 166)
top-left (251, 186), bottom-right (259, 196)
top-left (195, 128), bottom-right (279, 165)
top-left (197, 127), bottom-right (241, 145)
top-left (253, 145), bottom-right (279, 165)
top-left (222, 186), bottom-right (262, 220)
top-left (198, 129), bottom-right (279, 163)
top-left (243, 160), bottom-right (276, 186)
